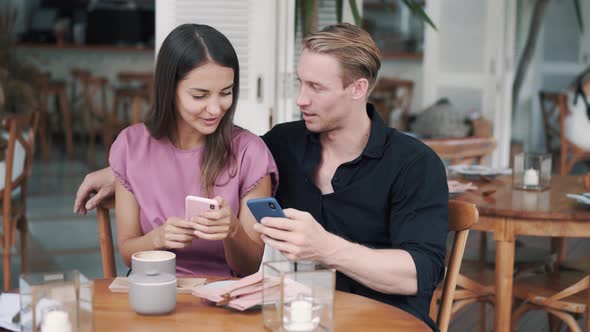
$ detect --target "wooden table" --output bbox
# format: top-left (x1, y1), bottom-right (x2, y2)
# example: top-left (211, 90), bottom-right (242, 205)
top-left (92, 279), bottom-right (430, 331)
top-left (457, 175), bottom-right (590, 332)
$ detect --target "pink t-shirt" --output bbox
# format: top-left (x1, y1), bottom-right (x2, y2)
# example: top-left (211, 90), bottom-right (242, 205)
top-left (109, 124), bottom-right (278, 277)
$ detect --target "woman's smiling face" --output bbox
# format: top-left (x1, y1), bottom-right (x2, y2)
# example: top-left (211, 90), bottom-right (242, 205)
top-left (175, 61), bottom-right (235, 137)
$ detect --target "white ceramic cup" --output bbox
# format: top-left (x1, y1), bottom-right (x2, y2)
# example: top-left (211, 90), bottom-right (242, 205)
top-left (128, 270), bottom-right (176, 315)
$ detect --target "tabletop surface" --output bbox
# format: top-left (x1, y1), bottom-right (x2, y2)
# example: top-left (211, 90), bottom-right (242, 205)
top-left (92, 279), bottom-right (431, 331)
top-left (456, 175), bottom-right (590, 221)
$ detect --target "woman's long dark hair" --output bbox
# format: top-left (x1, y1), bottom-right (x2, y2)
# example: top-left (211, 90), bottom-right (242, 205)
top-left (144, 24), bottom-right (239, 197)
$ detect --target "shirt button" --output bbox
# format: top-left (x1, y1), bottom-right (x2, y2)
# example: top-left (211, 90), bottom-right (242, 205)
top-left (304, 177), bottom-right (308, 183)
top-left (333, 177), bottom-right (339, 182)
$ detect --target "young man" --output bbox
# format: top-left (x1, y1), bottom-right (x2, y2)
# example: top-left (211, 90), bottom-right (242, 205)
top-left (75, 24), bottom-right (448, 330)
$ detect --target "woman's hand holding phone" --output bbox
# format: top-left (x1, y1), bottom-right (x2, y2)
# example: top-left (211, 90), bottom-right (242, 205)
top-left (190, 196), bottom-right (239, 240)
top-left (153, 216), bottom-right (198, 249)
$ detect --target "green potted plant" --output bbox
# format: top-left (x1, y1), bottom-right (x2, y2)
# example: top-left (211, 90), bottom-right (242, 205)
top-left (296, 0), bottom-right (435, 36)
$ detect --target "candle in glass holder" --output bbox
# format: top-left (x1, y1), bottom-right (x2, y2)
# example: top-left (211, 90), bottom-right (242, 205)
top-left (523, 169), bottom-right (539, 186)
top-left (263, 261), bottom-right (333, 332)
top-left (290, 298), bottom-right (312, 324)
top-left (284, 296), bottom-right (319, 332)
top-left (41, 310), bottom-right (71, 332)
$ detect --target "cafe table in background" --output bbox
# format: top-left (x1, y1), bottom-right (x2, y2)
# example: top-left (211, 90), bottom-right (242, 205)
top-left (456, 175), bottom-right (590, 332)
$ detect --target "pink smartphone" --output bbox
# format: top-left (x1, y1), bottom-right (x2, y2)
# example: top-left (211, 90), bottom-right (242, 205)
top-left (185, 195), bottom-right (219, 221)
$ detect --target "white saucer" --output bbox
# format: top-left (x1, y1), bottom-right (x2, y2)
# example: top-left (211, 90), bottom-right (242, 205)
top-left (448, 190), bottom-right (465, 198)
top-left (566, 193), bottom-right (590, 206)
top-left (448, 165), bottom-right (512, 177)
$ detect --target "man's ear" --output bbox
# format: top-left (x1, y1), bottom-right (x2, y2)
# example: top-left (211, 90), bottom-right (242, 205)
top-left (350, 78), bottom-right (369, 100)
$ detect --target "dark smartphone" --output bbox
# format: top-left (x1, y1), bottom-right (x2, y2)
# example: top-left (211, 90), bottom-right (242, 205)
top-left (247, 197), bottom-right (286, 223)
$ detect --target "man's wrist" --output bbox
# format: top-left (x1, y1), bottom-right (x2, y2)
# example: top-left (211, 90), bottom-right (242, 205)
top-left (318, 232), bottom-right (349, 268)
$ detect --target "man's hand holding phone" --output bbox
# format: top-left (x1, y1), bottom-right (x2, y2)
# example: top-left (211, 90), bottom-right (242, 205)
top-left (250, 198), bottom-right (335, 262)
top-left (246, 197), bottom-right (286, 222)
top-left (187, 195), bottom-right (238, 240)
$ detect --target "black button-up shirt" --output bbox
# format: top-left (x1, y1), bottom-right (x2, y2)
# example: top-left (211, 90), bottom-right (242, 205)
top-left (262, 105), bottom-right (448, 331)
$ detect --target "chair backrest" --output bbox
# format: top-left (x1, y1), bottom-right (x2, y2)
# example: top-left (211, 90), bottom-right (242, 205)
top-left (70, 69), bottom-right (92, 109)
top-left (369, 77), bottom-right (414, 129)
top-left (435, 200), bottom-right (479, 332)
top-left (1, 112), bottom-right (39, 198)
top-left (84, 75), bottom-right (109, 119)
top-left (117, 71), bottom-right (154, 98)
top-left (1, 112), bottom-right (39, 250)
top-left (423, 136), bottom-right (496, 165)
top-left (97, 197), bottom-right (117, 278)
top-left (115, 71), bottom-right (154, 124)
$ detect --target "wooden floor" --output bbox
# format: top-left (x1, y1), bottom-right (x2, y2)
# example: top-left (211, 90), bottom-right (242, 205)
top-left (2, 139), bottom-right (589, 331)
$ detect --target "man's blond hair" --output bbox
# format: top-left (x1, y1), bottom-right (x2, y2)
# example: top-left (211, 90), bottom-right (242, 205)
top-left (303, 23), bottom-right (381, 92)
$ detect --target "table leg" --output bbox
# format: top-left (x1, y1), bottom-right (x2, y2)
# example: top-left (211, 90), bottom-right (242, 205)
top-left (551, 237), bottom-right (566, 266)
top-left (495, 238), bottom-right (515, 332)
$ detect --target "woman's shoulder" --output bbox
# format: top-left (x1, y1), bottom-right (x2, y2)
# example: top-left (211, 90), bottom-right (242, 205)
top-left (231, 126), bottom-right (267, 152)
top-left (118, 123), bottom-right (152, 142)
top-left (112, 124), bottom-right (163, 156)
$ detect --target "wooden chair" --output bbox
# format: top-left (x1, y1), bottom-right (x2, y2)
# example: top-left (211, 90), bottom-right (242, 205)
top-left (79, 74), bottom-right (124, 166)
top-left (368, 77), bottom-right (414, 129)
top-left (430, 200), bottom-right (479, 332)
top-left (37, 73), bottom-right (74, 160)
top-left (96, 197), bottom-right (117, 278)
top-left (539, 91), bottom-right (590, 176)
top-left (424, 136), bottom-right (494, 266)
top-left (70, 68), bottom-right (92, 127)
top-left (511, 257), bottom-right (589, 332)
top-left (427, 136), bottom-right (555, 331)
top-left (0, 111), bottom-right (39, 290)
top-left (423, 136), bottom-right (497, 166)
top-left (111, 71), bottom-right (153, 125)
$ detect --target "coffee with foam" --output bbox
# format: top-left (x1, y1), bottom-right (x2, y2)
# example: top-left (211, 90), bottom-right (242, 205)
top-left (132, 251), bottom-right (176, 262)
top-left (131, 250), bottom-right (176, 276)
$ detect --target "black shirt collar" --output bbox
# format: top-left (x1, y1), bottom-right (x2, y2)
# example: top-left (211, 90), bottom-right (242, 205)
top-left (363, 104), bottom-right (387, 159)
top-left (304, 103), bottom-right (387, 159)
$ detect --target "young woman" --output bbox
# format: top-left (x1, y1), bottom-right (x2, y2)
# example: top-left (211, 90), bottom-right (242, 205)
top-left (109, 24), bottom-right (277, 277)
